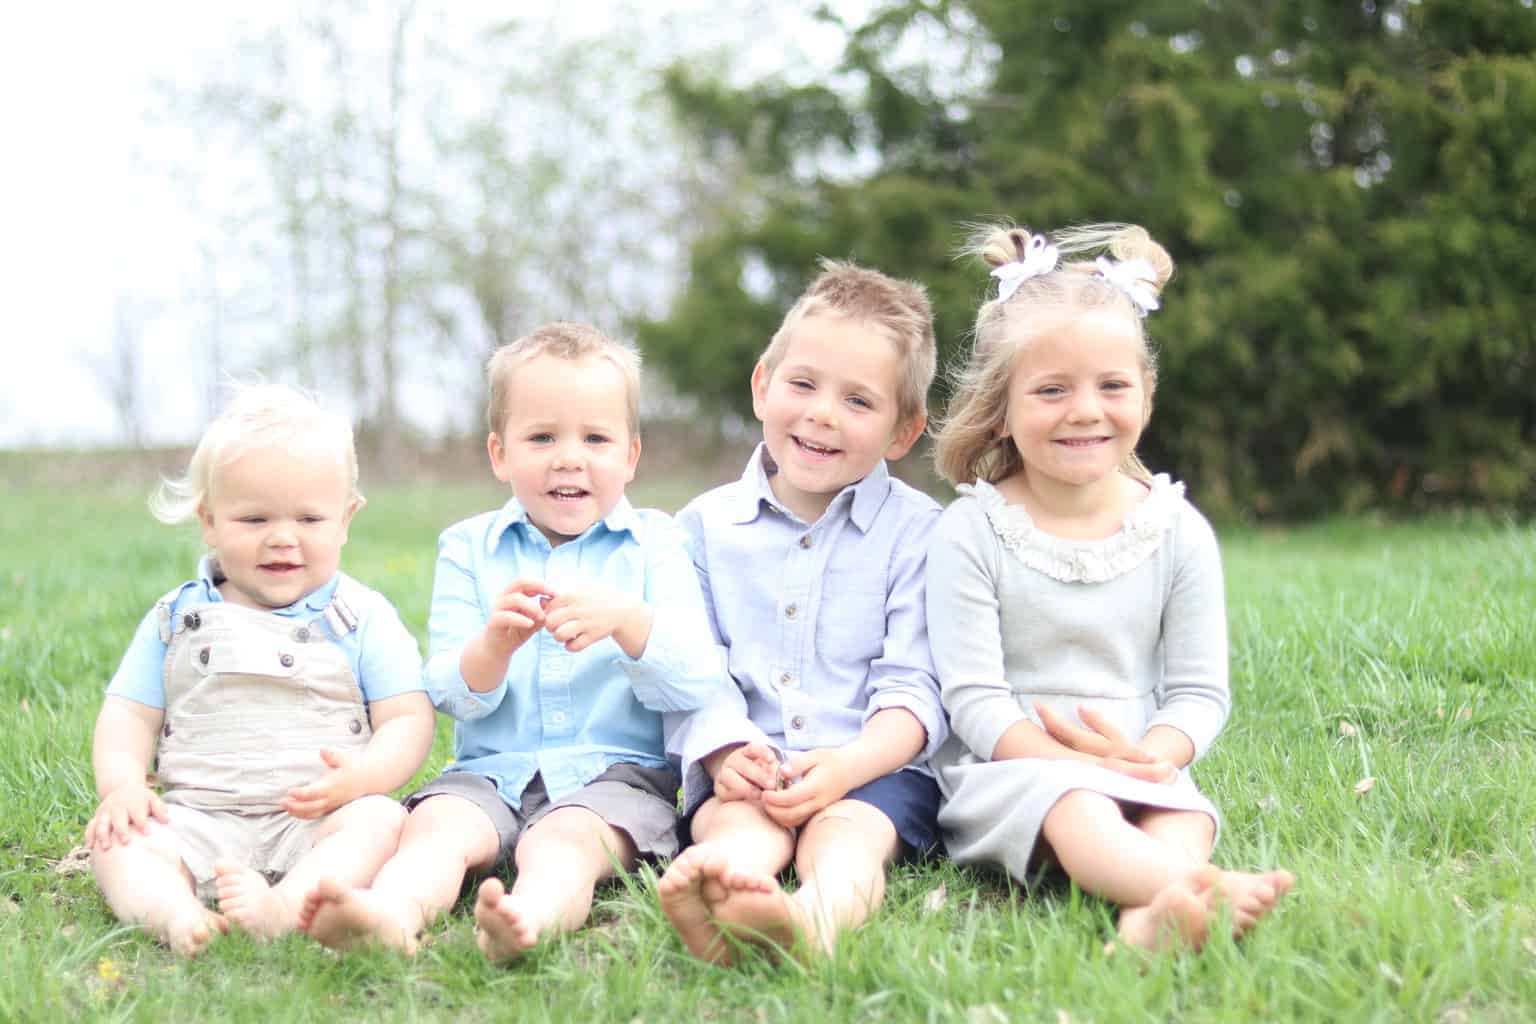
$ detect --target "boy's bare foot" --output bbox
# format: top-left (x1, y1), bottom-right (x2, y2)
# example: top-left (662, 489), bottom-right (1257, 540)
top-left (710, 869), bottom-right (818, 958)
top-left (300, 877), bottom-right (419, 954)
top-left (1118, 867), bottom-right (1217, 951)
top-left (214, 861), bottom-right (297, 940)
top-left (473, 877), bottom-right (544, 963)
top-left (658, 846), bottom-right (733, 964)
top-left (158, 905), bottom-right (229, 957)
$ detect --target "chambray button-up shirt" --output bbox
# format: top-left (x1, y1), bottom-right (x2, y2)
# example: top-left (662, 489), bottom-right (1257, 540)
top-left (425, 496), bottom-right (726, 809)
top-left (667, 445), bottom-right (947, 813)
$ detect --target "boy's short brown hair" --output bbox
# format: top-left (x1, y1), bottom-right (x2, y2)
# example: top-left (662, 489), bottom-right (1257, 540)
top-left (486, 322), bottom-right (642, 436)
top-left (760, 259), bottom-right (937, 426)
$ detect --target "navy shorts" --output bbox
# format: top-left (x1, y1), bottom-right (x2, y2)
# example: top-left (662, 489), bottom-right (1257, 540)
top-left (681, 767), bottom-right (940, 858)
top-left (846, 768), bottom-right (941, 858)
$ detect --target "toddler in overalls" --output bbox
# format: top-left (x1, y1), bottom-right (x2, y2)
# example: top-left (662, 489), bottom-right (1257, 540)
top-left (84, 385), bottom-right (436, 956)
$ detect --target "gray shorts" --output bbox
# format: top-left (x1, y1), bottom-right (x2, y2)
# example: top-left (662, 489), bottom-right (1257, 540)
top-left (405, 763), bottom-right (680, 867)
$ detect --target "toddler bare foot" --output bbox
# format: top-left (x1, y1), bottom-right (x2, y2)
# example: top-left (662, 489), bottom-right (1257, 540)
top-left (1118, 867), bottom-right (1216, 951)
top-left (658, 845), bottom-right (733, 964)
top-left (214, 861), bottom-right (297, 940)
top-left (710, 869), bottom-right (817, 958)
top-left (473, 877), bottom-right (543, 963)
top-left (300, 877), bottom-right (419, 954)
top-left (158, 904), bottom-right (229, 957)
top-left (1211, 867), bottom-right (1294, 937)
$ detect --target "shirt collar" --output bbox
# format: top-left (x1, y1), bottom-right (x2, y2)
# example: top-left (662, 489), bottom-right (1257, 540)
top-left (486, 494), bottom-right (639, 552)
top-left (728, 443), bottom-right (891, 532)
top-left (194, 555), bottom-right (340, 616)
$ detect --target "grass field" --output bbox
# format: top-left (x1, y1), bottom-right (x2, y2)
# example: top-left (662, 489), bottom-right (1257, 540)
top-left (2, 474), bottom-right (1534, 1022)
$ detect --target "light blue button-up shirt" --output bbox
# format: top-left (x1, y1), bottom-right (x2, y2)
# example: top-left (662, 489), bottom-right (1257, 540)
top-left (425, 495), bottom-right (727, 809)
top-left (666, 445), bottom-right (947, 813)
top-left (107, 558), bottom-right (424, 708)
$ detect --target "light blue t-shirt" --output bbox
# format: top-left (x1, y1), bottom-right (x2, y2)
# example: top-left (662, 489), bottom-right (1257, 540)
top-left (424, 495), bottom-right (729, 809)
top-left (107, 557), bottom-right (425, 708)
top-left (665, 444), bottom-right (947, 813)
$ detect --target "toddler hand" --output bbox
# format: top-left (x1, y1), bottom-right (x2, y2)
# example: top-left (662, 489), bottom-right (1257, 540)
top-left (761, 747), bottom-right (856, 829)
top-left (711, 742), bottom-right (780, 803)
top-left (84, 782), bottom-right (169, 850)
top-left (1098, 755), bottom-right (1179, 784)
top-left (543, 587), bottom-right (649, 656)
top-left (1034, 702), bottom-right (1178, 784)
top-left (282, 748), bottom-right (362, 819)
top-left (486, 578), bottom-right (554, 654)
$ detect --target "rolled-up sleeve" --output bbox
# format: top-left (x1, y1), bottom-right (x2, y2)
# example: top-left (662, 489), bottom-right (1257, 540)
top-left (1147, 509), bottom-right (1231, 759)
top-left (424, 524), bottom-right (510, 721)
top-left (620, 517), bottom-right (732, 713)
top-left (863, 505), bottom-right (947, 762)
top-left (926, 500), bottom-right (1028, 762)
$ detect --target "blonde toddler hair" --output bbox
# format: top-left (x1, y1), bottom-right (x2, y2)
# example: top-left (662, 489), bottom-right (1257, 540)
top-left (932, 222), bottom-right (1173, 486)
top-left (151, 383), bottom-right (363, 524)
top-left (760, 259), bottom-right (937, 427)
top-left (486, 322), bottom-right (642, 437)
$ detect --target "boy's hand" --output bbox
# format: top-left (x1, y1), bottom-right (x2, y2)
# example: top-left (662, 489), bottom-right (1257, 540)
top-left (760, 747), bottom-right (858, 829)
top-left (84, 782), bottom-right (168, 850)
top-left (709, 742), bottom-right (780, 803)
top-left (485, 578), bottom-right (554, 655)
top-left (543, 587), bottom-right (652, 659)
top-left (282, 748), bottom-right (363, 819)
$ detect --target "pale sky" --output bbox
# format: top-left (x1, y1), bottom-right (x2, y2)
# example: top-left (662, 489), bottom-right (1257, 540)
top-left (0, 2), bottom-right (863, 449)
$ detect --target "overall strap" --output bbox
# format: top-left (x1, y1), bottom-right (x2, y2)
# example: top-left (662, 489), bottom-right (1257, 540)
top-left (321, 579), bottom-right (362, 638)
top-left (153, 584), bottom-right (198, 644)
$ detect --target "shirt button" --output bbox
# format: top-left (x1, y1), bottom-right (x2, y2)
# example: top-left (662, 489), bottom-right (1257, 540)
top-left (784, 603), bottom-right (798, 619)
top-left (779, 672), bottom-right (794, 687)
top-left (798, 535), bottom-right (812, 549)
top-left (279, 653), bottom-right (295, 668)
top-left (790, 715), bottom-right (806, 730)
top-left (552, 711), bottom-right (567, 724)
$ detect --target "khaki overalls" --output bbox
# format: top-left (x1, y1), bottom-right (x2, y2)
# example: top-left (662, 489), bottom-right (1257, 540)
top-left (150, 584), bottom-right (374, 897)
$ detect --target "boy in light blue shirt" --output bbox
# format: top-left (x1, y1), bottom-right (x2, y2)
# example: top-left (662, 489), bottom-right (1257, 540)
top-left (659, 261), bottom-right (946, 962)
top-left (299, 322), bottom-right (726, 962)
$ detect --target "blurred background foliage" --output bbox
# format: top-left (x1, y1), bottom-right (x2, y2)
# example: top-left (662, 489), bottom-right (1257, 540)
top-left (639, 0), bottom-right (1536, 517)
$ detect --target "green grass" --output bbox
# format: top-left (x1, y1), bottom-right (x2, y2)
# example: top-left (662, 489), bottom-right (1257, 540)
top-left (3, 479), bottom-right (1535, 1022)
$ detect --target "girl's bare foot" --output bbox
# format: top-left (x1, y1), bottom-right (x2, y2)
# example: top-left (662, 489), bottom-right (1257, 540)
top-left (658, 846), bottom-right (733, 964)
top-left (710, 870), bottom-right (817, 958)
top-left (214, 861), bottom-right (297, 940)
top-left (159, 905), bottom-right (229, 957)
top-left (299, 877), bottom-right (419, 953)
top-left (1118, 867), bottom-right (1216, 951)
top-left (1210, 868), bottom-right (1295, 937)
top-left (473, 877), bottom-right (546, 963)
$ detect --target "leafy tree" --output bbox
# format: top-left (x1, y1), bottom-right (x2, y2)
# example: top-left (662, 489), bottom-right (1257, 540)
top-left (640, 0), bottom-right (1536, 516)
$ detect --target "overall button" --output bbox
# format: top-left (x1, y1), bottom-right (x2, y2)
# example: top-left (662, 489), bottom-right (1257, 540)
top-left (790, 715), bottom-right (806, 730)
top-left (295, 626), bottom-right (311, 642)
top-left (198, 648), bottom-right (210, 666)
top-left (279, 653), bottom-right (295, 668)
top-left (798, 535), bottom-right (812, 549)
top-left (784, 603), bottom-right (798, 619)
top-left (163, 723), bottom-right (173, 737)
top-left (182, 612), bottom-right (201, 631)
top-left (349, 719), bottom-right (363, 734)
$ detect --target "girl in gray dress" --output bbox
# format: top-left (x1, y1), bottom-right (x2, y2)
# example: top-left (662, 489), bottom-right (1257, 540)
top-left (926, 221), bottom-right (1294, 951)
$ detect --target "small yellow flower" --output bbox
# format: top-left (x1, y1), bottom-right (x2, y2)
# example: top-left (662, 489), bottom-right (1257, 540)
top-left (97, 958), bottom-right (122, 985)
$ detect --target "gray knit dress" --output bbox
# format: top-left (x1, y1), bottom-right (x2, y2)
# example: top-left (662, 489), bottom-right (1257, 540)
top-left (927, 476), bottom-right (1227, 882)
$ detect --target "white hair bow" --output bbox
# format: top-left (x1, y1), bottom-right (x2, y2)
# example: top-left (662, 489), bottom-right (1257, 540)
top-left (1094, 256), bottom-right (1161, 315)
top-left (990, 234), bottom-right (1059, 302)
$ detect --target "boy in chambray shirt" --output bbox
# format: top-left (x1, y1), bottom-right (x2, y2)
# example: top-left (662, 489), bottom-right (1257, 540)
top-left (658, 261), bottom-right (946, 963)
top-left (299, 322), bottom-right (727, 962)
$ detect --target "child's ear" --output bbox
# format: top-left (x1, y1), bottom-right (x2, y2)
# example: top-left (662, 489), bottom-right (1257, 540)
top-left (339, 497), bottom-right (361, 542)
top-left (487, 431), bottom-right (512, 484)
top-left (885, 412), bottom-right (928, 461)
top-left (198, 502), bottom-right (217, 546)
top-left (749, 361), bottom-right (771, 422)
top-left (625, 433), bottom-right (641, 483)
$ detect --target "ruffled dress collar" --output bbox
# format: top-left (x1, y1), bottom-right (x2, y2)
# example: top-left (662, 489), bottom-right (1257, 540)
top-left (958, 474), bottom-right (1185, 583)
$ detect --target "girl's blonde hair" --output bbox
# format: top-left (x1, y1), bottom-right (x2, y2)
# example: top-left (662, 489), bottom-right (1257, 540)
top-left (150, 384), bottom-right (363, 524)
top-left (486, 322), bottom-right (642, 436)
top-left (760, 259), bottom-right (937, 427)
top-left (932, 222), bottom-right (1173, 486)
